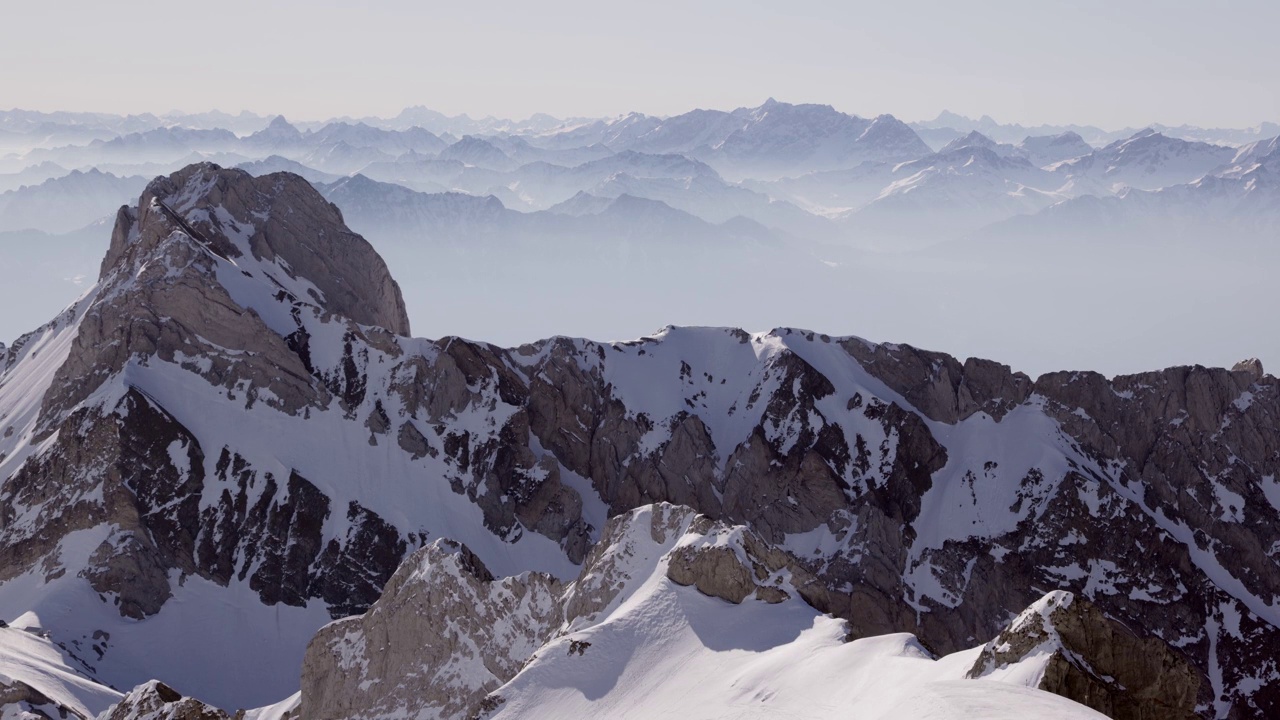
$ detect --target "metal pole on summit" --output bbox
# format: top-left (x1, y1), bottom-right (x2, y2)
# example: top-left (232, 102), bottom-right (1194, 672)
top-left (154, 198), bottom-right (232, 262)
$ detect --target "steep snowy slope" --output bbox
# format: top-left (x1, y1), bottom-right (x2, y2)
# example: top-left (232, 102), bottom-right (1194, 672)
top-left (1053, 129), bottom-right (1236, 191)
top-left (1218, 136), bottom-right (1280, 178)
top-left (486, 517), bottom-right (1112, 720)
top-left (299, 504), bottom-right (1110, 720)
top-left (0, 165), bottom-right (587, 708)
top-left (0, 164), bottom-right (1276, 717)
top-left (0, 620), bottom-right (122, 718)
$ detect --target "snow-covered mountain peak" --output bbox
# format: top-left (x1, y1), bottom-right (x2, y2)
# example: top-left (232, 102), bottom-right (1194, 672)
top-left (859, 114), bottom-right (935, 151)
top-left (1040, 130), bottom-right (1085, 145)
top-left (697, 103), bottom-right (931, 179)
top-left (439, 135), bottom-right (517, 170)
top-left (295, 501), bottom-right (1120, 719)
top-left (1101, 127), bottom-right (1227, 159)
top-left (1018, 131), bottom-right (1093, 167)
top-left (941, 130), bottom-right (999, 152)
top-left (1055, 128), bottom-right (1237, 191)
top-left (1122, 126), bottom-right (1160, 143)
top-left (265, 114), bottom-right (294, 132)
top-left (934, 130), bottom-right (1029, 163)
top-left (737, 98), bottom-right (839, 121)
top-left (101, 163), bottom-right (409, 335)
top-left (0, 159), bottom-right (1278, 716)
top-left (1219, 136), bottom-right (1280, 178)
top-left (244, 115), bottom-right (303, 148)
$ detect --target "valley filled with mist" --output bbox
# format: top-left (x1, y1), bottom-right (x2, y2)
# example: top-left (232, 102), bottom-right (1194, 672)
top-left (2, 100), bottom-right (1275, 376)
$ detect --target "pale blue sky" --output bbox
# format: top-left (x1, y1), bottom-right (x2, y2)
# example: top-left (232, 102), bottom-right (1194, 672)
top-left (3, 0), bottom-right (1276, 128)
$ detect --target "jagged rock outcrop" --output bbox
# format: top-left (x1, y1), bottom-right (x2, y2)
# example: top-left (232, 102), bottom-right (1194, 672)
top-left (300, 504), bottom-right (825, 720)
top-left (842, 339), bottom-right (1035, 423)
top-left (102, 681), bottom-right (230, 720)
top-left (0, 166), bottom-right (425, 630)
top-left (0, 677), bottom-right (84, 719)
top-left (99, 165), bottom-right (410, 335)
top-left (970, 591), bottom-right (1200, 720)
top-left (0, 164), bottom-right (1276, 715)
top-left (665, 513), bottom-right (826, 606)
top-left (300, 539), bottom-right (561, 720)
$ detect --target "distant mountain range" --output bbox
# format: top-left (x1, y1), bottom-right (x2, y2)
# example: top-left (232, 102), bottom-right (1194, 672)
top-left (4, 100), bottom-right (1271, 247)
top-left (0, 99), bottom-right (1276, 373)
top-left (909, 109), bottom-right (1280, 149)
top-left (0, 169), bottom-right (146, 234)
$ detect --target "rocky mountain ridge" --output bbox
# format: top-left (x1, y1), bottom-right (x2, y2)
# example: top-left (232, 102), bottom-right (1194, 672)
top-left (296, 503), bottom-right (1117, 720)
top-left (0, 164), bottom-right (1276, 716)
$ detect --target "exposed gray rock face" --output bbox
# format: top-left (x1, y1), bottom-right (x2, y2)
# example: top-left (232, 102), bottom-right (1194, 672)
top-left (3, 388), bottom-right (198, 618)
top-left (101, 681), bottom-right (229, 720)
top-left (838, 349), bottom-right (1280, 716)
top-left (841, 338), bottom-right (1034, 423)
top-left (970, 591), bottom-right (1200, 720)
top-left (0, 677), bottom-right (83, 719)
top-left (0, 166), bottom-right (577, 630)
top-left (99, 165), bottom-right (410, 335)
top-left (665, 513), bottom-right (826, 606)
top-left (558, 502), bottom-right (696, 625)
top-left (364, 329), bottom-right (1278, 717)
top-left (0, 166), bottom-right (422, 628)
top-left (300, 539), bottom-right (561, 720)
top-left (1, 164), bottom-right (1276, 715)
top-left (45, 163), bottom-right (407, 427)
top-left (1231, 358), bottom-right (1263, 381)
top-left (300, 503), bottom-right (811, 720)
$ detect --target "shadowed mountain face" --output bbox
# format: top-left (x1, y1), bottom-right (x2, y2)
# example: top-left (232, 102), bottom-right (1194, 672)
top-left (0, 164), bottom-right (1277, 716)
